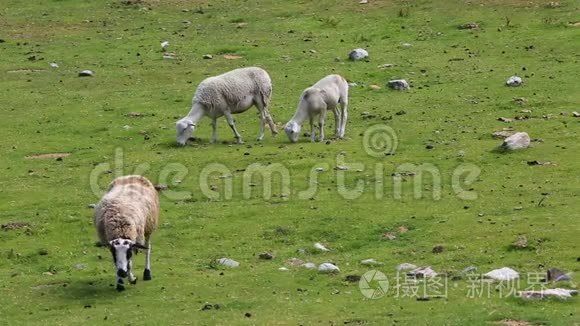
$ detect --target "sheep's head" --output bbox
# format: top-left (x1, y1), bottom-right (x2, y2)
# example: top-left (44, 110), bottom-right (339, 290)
top-left (284, 121), bottom-right (301, 143)
top-left (109, 238), bottom-right (148, 279)
top-left (176, 118), bottom-right (196, 146)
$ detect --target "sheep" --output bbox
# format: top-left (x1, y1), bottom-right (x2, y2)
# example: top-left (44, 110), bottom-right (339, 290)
top-left (94, 175), bottom-right (160, 292)
top-left (284, 74), bottom-right (348, 143)
top-left (176, 67), bottom-right (277, 145)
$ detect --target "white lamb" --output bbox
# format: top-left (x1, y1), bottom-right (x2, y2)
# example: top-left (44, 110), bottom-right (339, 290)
top-left (176, 67), bottom-right (277, 145)
top-left (94, 175), bottom-right (160, 292)
top-left (284, 74), bottom-right (348, 143)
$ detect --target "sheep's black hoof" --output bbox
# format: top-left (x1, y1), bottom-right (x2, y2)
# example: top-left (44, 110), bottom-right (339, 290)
top-left (130, 278), bottom-right (137, 285)
top-left (143, 269), bottom-right (152, 281)
top-left (116, 284), bottom-right (125, 292)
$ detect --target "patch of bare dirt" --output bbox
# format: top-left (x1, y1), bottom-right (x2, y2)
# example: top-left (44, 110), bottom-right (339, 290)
top-left (1, 222), bottom-right (31, 231)
top-left (7, 69), bottom-right (45, 73)
top-left (25, 153), bottom-right (70, 160)
top-left (493, 320), bottom-right (536, 326)
top-left (223, 54), bottom-right (243, 60)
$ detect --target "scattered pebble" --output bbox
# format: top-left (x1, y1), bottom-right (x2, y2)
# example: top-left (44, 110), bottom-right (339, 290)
top-left (492, 129), bottom-right (514, 139)
top-left (87, 204), bottom-right (96, 209)
top-left (484, 267), bottom-right (519, 281)
top-left (497, 117), bottom-right (514, 123)
top-left (216, 258), bottom-right (239, 268)
top-left (78, 70), bottom-right (94, 77)
top-left (458, 22), bottom-right (479, 29)
top-left (388, 79), bottom-right (409, 90)
top-left (278, 267), bottom-right (289, 272)
top-left (258, 252), bottom-right (274, 260)
top-left (301, 262), bottom-right (317, 269)
top-left (348, 48), bottom-right (368, 61)
top-left (345, 274), bottom-right (361, 282)
top-left (511, 235), bottom-right (528, 249)
top-left (572, 111), bottom-right (580, 117)
top-left (432, 245), bottom-right (444, 253)
top-left (461, 266), bottom-right (477, 274)
top-left (501, 132), bottom-right (531, 150)
top-left (360, 259), bottom-right (383, 266)
top-left (368, 84), bottom-right (381, 90)
top-left (318, 263), bottom-right (340, 273)
top-left (359, 0), bottom-right (368, 4)
top-left (201, 303), bottom-right (221, 311)
top-left (163, 52), bottom-right (177, 59)
top-left (286, 258), bottom-right (305, 267)
top-left (314, 242), bottom-right (330, 252)
top-left (334, 165), bottom-right (349, 171)
top-left (506, 76), bottom-right (523, 87)
top-left (400, 43), bottom-right (412, 48)
top-left (74, 263), bottom-right (87, 270)
top-left (378, 63), bottom-right (395, 69)
top-left (154, 184), bottom-right (168, 191)
top-left (513, 97), bottom-right (528, 105)
top-left (49, 62), bottom-right (59, 68)
top-left (202, 54), bottom-right (213, 59)
top-left (161, 41), bottom-right (169, 50)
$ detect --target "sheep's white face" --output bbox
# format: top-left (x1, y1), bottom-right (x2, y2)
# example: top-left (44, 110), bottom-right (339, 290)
top-left (176, 119), bottom-right (195, 145)
top-left (109, 238), bottom-right (135, 278)
top-left (284, 122), bottom-right (301, 143)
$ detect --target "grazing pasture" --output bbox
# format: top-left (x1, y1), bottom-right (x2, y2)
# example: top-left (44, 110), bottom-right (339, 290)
top-left (0, 0), bottom-right (579, 324)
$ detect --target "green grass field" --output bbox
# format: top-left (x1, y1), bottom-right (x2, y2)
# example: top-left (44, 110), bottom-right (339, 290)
top-left (1, 0), bottom-right (579, 324)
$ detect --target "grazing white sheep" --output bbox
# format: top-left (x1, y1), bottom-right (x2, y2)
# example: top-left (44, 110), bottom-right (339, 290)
top-left (176, 67), bottom-right (277, 145)
top-left (94, 175), bottom-right (160, 292)
top-left (284, 74), bottom-right (348, 143)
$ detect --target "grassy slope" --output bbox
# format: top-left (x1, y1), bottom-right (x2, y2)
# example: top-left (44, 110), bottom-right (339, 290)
top-left (0, 0), bottom-right (579, 324)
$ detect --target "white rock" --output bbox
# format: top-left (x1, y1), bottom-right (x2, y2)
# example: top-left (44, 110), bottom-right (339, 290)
top-left (202, 54), bottom-right (213, 59)
top-left (519, 288), bottom-right (578, 300)
top-left (122, 125), bottom-right (131, 130)
top-left (501, 132), bottom-right (530, 150)
top-left (318, 263), bottom-right (340, 273)
top-left (348, 48), bottom-right (368, 61)
top-left (388, 79), bottom-right (409, 90)
top-left (315, 167), bottom-right (324, 172)
top-left (301, 262), bottom-right (317, 269)
top-left (572, 111), bottom-right (580, 117)
top-left (348, 82), bottom-right (358, 87)
top-left (484, 267), bottom-right (519, 281)
top-left (163, 52), bottom-right (176, 59)
top-left (161, 41), bottom-right (169, 50)
top-left (360, 259), bottom-right (383, 266)
top-left (314, 242), bottom-right (330, 252)
top-left (506, 76), bottom-right (523, 87)
top-left (378, 63), bottom-right (395, 69)
top-left (49, 62), bottom-right (59, 68)
top-left (401, 43), bottom-right (412, 48)
top-left (396, 263), bottom-right (417, 272)
top-left (407, 266), bottom-right (438, 278)
top-left (78, 70), bottom-right (94, 77)
top-left (359, 0), bottom-right (368, 3)
top-left (278, 267), bottom-right (289, 272)
top-left (216, 258), bottom-right (240, 268)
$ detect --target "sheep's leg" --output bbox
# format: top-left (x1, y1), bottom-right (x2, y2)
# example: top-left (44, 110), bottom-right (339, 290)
top-left (116, 277), bottom-right (125, 292)
top-left (128, 260), bottom-right (137, 284)
top-left (210, 118), bottom-right (218, 144)
top-left (333, 108), bottom-right (341, 138)
top-left (224, 112), bottom-right (244, 144)
top-left (309, 115), bottom-right (316, 143)
top-left (257, 110), bottom-right (266, 142)
top-left (143, 239), bottom-right (152, 281)
top-left (319, 110), bottom-right (327, 142)
top-left (339, 99), bottom-right (348, 138)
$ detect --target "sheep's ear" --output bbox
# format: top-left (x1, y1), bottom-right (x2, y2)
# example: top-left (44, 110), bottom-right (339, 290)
top-left (132, 242), bottom-right (149, 250)
top-left (109, 240), bottom-right (115, 247)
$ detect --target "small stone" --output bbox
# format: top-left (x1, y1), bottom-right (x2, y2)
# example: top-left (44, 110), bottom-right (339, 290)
top-left (314, 242), bottom-right (330, 252)
top-left (278, 267), bottom-right (289, 272)
top-left (513, 97), bottom-right (528, 105)
top-left (154, 184), bottom-right (168, 191)
top-left (501, 132), bottom-right (531, 150)
top-left (334, 165), bottom-right (349, 171)
top-left (461, 266), bottom-right (477, 274)
top-left (87, 204), bottom-right (96, 209)
top-left (348, 82), bottom-right (358, 87)
top-left (78, 70), bottom-right (94, 77)
top-left (407, 266), bottom-right (438, 278)
top-left (315, 167), bottom-right (324, 172)
top-left (432, 245), bottom-right (444, 253)
top-left (348, 48), bottom-right (368, 61)
top-left (396, 263), bottom-right (418, 272)
top-left (387, 79), bottom-right (409, 90)
top-left (484, 267), bottom-right (519, 281)
top-left (400, 43), bottom-right (412, 48)
top-left (301, 262), bottom-right (317, 269)
top-left (382, 232), bottom-right (397, 240)
top-left (547, 268), bottom-right (572, 282)
top-left (161, 41), bottom-right (169, 50)
top-left (38, 249), bottom-right (49, 256)
top-left (378, 63), bottom-right (395, 69)
top-left (345, 275), bottom-right (361, 282)
top-left (572, 111), bottom-right (580, 117)
top-left (49, 62), bottom-right (59, 68)
top-left (359, 0), bottom-right (368, 3)
top-left (511, 235), bottom-right (528, 249)
top-left (458, 22), bottom-right (479, 29)
top-left (162, 52), bottom-right (176, 59)
top-left (74, 263), bottom-right (87, 270)
top-left (506, 76), bottom-right (523, 87)
top-left (244, 312), bottom-right (252, 318)
top-left (368, 84), bottom-right (381, 90)
top-left (258, 252), bottom-right (274, 260)
top-left (216, 258), bottom-right (239, 268)
top-left (42, 272), bottom-right (53, 276)
top-left (309, 49), bottom-right (317, 53)
top-left (425, 144), bottom-right (434, 150)
top-left (318, 263), bottom-right (340, 273)
top-left (492, 130), bottom-right (514, 139)
top-left (497, 117), bottom-right (514, 122)
top-left (202, 54), bottom-right (213, 59)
